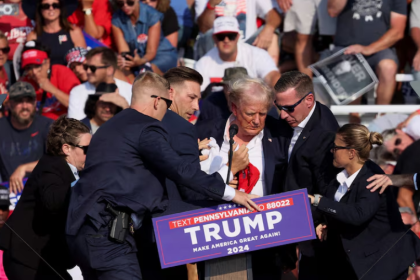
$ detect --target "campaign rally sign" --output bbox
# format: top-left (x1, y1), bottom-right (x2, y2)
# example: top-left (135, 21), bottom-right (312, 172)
top-left (153, 189), bottom-right (315, 268)
top-left (0, 178), bottom-right (27, 210)
top-left (310, 48), bottom-right (378, 105)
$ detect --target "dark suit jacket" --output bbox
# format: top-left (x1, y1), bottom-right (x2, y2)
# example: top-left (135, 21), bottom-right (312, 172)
top-left (0, 155), bottom-right (75, 272)
top-left (66, 109), bottom-right (227, 236)
top-left (318, 160), bottom-right (420, 279)
top-left (196, 115), bottom-right (288, 196)
top-left (162, 110), bottom-right (200, 201)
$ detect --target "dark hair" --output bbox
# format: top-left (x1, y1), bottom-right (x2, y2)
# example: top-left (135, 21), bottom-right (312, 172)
top-left (35, 0), bottom-right (72, 36)
top-left (156, 0), bottom-right (171, 13)
top-left (47, 116), bottom-right (90, 157)
top-left (164, 66), bottom-right (203, 86)
top-left (84, 97), bottom-right (122, 119)
top-left (85, 47), bottom-right (118, 71)
top-left (274, 71), bottom-right (314, 98)
top-left (22, 41), bottom-right (51, 58)
top-left (338, 124), bottom-right (383, 162)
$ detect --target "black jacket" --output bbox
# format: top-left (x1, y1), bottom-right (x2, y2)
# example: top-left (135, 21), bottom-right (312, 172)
top-left (318, 160), bottom-right (420, 279)
top-left (0, 155), bottom-right (76, 272)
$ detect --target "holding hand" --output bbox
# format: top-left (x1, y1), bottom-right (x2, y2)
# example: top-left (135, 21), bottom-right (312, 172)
top-left (316, 223), bottom-right (327, 241)
top-left (232, 190), bottom-right (260, 212)
top-left (198, 138), bottom-right (211, 161)
top-left (278, 0), bottom-right (293, 12)
top-left (344, 45), bottom-right (374, 56)
top-left (9, 165), bottom-right (26, 194)
top-left (124, 50), bottom-right (142, 69)
top-left (230, 144), bottom-right (249, 174)
top-left (99, 89), bottom-right (129, 109)
top-left (366, 174), bottom-right (393, 194)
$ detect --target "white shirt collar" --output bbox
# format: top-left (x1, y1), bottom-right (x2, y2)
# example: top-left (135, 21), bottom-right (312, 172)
top-left (336, 168), bottom-right (362, 190)
top-left (223, 114), bottom-right (264, 144)
top-left (67, 163), bottom-right (79, 179)
top-left (297, 102), bottom-right (316, 129)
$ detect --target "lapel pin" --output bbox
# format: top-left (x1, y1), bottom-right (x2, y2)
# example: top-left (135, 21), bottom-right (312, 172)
top-left (303, 136), bottom-right (306, 139)
top-left (268, 138), bottom-right (272, 142)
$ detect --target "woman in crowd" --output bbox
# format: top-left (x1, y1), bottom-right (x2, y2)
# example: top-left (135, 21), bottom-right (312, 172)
top-left (112, 0), bottom-right (178, 75)
top-left (141, 0), bottom-right (179, 48)
top-left (0, 32), bottom-right (10, 93)
top-left (0, 116), bottom-right (91, 280)
top-left (309, 124), bottom-right (420, 280)
top-left (26, 0), bottom-right (86, 66)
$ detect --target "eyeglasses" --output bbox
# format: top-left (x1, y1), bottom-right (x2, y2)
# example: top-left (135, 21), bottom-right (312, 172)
top-left (40, 3), bottom-right (61, 10)
top-left (151, 95), bottom-right (172, 108)
top-left (0, 47), bottom-right (10, 54)
top-left (116, 0), bottom-right (135, 8)
top-left (83, 64), bottom-right (109, 73)
top-left (330, 143), bottom-right (353, 153)
top-left (274, 92), bottom-right (312, 113)
top-left (215, 33), bottom-right (238, 41)
top-left (69, 143), bottom-right (89, 155)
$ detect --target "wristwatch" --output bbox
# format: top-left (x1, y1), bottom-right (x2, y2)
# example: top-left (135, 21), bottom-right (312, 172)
top-left (83, 8), bottom-right (92, 15)
top-left (313, 194), bottom-right (322, 207)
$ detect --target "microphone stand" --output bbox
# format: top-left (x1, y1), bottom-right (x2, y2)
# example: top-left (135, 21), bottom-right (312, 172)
top-left (226, 137), bottom-right (234, 184)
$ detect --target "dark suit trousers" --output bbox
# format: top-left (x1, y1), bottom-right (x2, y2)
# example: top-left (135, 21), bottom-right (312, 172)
top-left (3, 249), bottom-right (71, 280)
top-left (67, 221), bottom-right (141, 280)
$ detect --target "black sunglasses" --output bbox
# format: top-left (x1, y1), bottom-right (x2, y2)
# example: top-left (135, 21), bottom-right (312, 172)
top-left (40, 3), bottom-right (61, 10)
top-left (69, 143), bottom-right (89, 155)
top-left (151, 95), bottom-right (172, 108)
top-left (83, 64), bottom-right (109, 73)
top-left (116, 0), bottom-right (135, 8)
top-left (395, 138), bottom-right (401, 146)
top-left (275, 92), bottom-right (313, 113)
top-left (0, 47), bottom-right (10, 54)
top-left (215, 33), bottom-right (238, 41)
top-left (330, 143), bottom-right (353, 153)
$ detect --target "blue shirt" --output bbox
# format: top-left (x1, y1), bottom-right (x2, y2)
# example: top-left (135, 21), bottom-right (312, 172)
top-left (112, 3), bottom-right (176, 59)
top-left (170, 0), bottom-right (193, 28)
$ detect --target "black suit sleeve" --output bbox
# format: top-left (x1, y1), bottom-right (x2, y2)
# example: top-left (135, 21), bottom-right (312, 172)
top-left (138, 125), bottom-right (226, 201)
top-left (317, 185), bottom-right (382, 226)
top-left (38, 170), bottom-right (71, 213)
top-left (171, 125), bottom-right (200, 167)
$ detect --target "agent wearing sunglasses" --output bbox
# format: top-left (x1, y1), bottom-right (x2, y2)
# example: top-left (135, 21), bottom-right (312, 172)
top-left (111, 0), bottom-right (178, 76)
top-left (0, 116), bottom-right (91, 280)
top-left (26, 0), bottom-right (86, 66)
top-left (19, 41), bottom-right (81, 120)
top-left (307, 124), bottom-right (420, 280)
top-left (195, 16), bottom-right (280, 92)
top-left (274, 71), bottom-right (339, 280)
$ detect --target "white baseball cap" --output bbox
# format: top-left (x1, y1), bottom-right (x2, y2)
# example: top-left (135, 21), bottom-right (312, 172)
top-left (213, 16), bottom-right (240, 35)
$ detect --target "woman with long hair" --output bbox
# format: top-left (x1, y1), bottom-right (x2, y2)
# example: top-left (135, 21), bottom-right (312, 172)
top-left (26, 0), bottom-right (86, 66)
top-left (309, 124), bottom-right (420, 280)
top-left (0, 116), bottom-right (91, 279)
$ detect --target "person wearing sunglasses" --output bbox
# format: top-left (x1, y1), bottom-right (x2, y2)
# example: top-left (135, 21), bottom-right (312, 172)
top-left (66, 71), bottom-right (260, 279)
top-left (0, 32), bottom-right (10, 94)
top-left (273, 71), bottom-right (339, 280)
top-left (19, 41), bottom-right (81, 120)
top-left (307, 124), bottom-right (420, 280)
top-left (67, 47), bottom-right (132, 120)
top-left (0, 116), bottom-right (91, 280)
top-left (195, 16), bottom-right (280, 92)
top-left (25, 0), bottom-right (86, 66)
top-left (111, 0), bottom-right (178, 77)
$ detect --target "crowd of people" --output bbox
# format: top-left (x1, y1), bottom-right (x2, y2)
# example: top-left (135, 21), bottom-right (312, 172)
top-left (0, 0), bottom-right (419, 279)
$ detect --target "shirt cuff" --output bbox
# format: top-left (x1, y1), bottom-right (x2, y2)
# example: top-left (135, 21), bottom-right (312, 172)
top-left (222, 185), bottom-right (236, 201)
top-left (217, 165), bottom-right (233, 184)
top-left (414, 173), bottom-right (418, 191)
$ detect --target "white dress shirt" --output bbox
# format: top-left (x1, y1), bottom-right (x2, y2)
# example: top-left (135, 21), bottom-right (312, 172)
top-left (288, 103), bottom-right (316, 161)
top-left (334, 168), bottom-right (362, 202)
top-left (67, 163), bottom-right (79, 182)
top-left (217, 115), bottom-right (266, 197)
top-left (67, 78), bottom-right (132, 120)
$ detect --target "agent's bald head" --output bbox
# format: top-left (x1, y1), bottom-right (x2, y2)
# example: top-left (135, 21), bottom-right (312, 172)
top-left (130, 72), bottom-right (171, 120)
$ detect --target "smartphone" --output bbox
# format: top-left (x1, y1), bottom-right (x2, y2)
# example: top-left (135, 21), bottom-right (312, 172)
top-left (120, 51), bottom-right (133, 60)
top-left (0, 94), bottom-right (7, 109)
top-left (0, 4), bottom-right (19, 16)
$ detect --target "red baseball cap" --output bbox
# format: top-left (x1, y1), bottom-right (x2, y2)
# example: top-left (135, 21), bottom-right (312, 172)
top-left (21, 49), bottom-right (48, 69)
